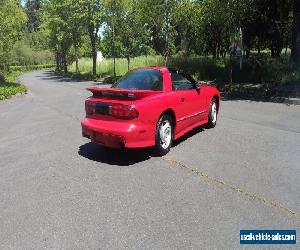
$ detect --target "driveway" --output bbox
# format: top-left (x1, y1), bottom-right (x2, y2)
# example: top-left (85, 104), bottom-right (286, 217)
top-left (0, 70), bottom-right (299, 248)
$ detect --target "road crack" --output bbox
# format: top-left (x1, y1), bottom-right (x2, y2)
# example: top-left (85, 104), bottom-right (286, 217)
top-left (163, 155), bottom-right (300, 218)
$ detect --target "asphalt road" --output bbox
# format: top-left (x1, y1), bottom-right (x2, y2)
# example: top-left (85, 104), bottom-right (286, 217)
top-left (1, 70), bottom-right (299, 249)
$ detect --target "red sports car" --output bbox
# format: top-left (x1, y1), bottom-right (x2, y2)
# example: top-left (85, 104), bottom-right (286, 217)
top-left (81, 67), bottom-right (220, 155)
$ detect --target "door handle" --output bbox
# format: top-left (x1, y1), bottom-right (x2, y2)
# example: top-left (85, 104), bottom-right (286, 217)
top-left (180, 97), bottom-right (185, 102)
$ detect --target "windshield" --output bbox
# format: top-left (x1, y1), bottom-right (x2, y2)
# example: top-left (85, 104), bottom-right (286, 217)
top-left (112, 69), bottom-right (163, 91)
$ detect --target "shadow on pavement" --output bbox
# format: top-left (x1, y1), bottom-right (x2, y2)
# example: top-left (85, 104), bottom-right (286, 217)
top-left (78, 127), bottom-right (205, 166)
top-left (78, 142), bottom-right (152, 166)
top-left (37, 70), bottom-right (90, 83)
top-left (173, 126), bottom-right (205, 147)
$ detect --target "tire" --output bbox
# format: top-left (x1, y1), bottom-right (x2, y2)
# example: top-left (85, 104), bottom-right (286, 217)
top-left (206, 98), bottom-right (218, 128)
top-left (154, 114), bottom-right (173, 156)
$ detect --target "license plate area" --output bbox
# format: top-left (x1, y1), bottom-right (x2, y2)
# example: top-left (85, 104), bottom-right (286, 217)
top-left (93, 132), bottom-right (124, 148)
top-left (95, 102), bottom-right (110, 115)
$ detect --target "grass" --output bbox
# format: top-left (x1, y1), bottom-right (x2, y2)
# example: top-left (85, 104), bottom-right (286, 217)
top-left (68, 55), bottom-right (226, 83)
top-left (70, 55), bottom-right (300, 83)
top-left (0, 81), bottom-right (27, 100)
top-left (69, 56), bottom-right (165, 80)
top-left (0, 69), bottom-right (27, 100)
top-left (0, 69), bottom-right (29, 100)
top-left (0, 64), bottom-right (55, 100)
top-left (9, 64), bottom-right (55, 72)
top-left (68, 55), bottom-right (300, 97)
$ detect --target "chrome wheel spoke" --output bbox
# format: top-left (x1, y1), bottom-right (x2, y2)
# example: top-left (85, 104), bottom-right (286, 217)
top-left (159, 120), bottom-right (171, 149)
top-left (211, 102), bottom-right (217, 123)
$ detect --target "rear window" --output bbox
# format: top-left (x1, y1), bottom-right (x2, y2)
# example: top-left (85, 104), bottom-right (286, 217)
top-left (112, 69), bottom-right (163, 91)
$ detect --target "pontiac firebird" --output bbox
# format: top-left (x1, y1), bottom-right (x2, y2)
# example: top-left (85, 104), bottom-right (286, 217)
top-left (81, 66), bottom-right (220, 155)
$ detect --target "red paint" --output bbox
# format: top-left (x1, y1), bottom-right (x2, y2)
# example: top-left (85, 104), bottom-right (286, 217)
top-left (81, 67), bottom-right (220, 148)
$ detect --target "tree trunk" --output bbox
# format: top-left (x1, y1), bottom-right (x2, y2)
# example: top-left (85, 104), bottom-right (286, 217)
top-left (271, 41), bottom-right (283, 57)
top-left (92, 45), bottom-right (97, 76)
top-left (75, 57), bottom-right (79, 73)
top-left (291, 0), bottom-right (300, 65)
top-left (212, 43), bottom-right (217, 59)
top-left (164, 0), bottom-right (170, 66)
top-left (127, 56), bottom-right (130, 71)
top-left (89, 28), bottom-right (97, 76)
top-left (74, 45), bottom-right (79, 73)
top-left (55, 51), bottom-right (60, 72)
top-left (229, 55), bottom-right (233, 85)
top-left (91, 38), bottom-right (97, 76)
top-left (181, 35), bottom-right (188, 59)
top-left (62, 51), bottom-right (68, 74)
top-left (216, 43), bottom-right (220, 59)
top-left (245, 48), bottom-right (250, 58)
top-left (112, 21), bottom-right (116, 78)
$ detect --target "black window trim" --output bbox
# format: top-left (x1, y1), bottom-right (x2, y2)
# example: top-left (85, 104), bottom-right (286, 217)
top-left (168, 68), bottom-right (197, 91)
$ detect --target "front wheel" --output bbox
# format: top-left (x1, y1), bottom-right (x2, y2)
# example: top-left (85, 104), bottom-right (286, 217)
top-left (154, 114), bottom-right (173, 156)
top-left (206, 98), bottom-right (218, 128)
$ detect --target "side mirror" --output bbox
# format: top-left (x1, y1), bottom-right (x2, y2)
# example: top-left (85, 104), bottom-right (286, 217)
top-left (196, 81), bottom-right (202, 90)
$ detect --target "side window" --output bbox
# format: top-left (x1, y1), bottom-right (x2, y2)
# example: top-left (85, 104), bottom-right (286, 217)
top-left (171, 72), bottom-right (195, 90)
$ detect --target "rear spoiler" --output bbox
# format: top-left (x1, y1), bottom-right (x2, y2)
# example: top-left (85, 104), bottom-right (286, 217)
top-left (87, 87), bottom-right (162, 99)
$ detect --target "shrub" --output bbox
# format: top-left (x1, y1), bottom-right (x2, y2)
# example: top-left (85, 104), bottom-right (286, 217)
top-left (9, 42), bottom-right (54, 66)
top-left (9, 64), bottom-right (55, 72)
top-left (0, 81), bottom-right (27, 100)
top-left (0, 64), bottom-right (54, 100)
top-left (167, 56), bottom-right (225, 81)
top-left (223, 56), bottom-right (300, 85)
top-left (0, 72), bottom-right (5, 83)
top-left (68, 55), bottom-right (300, 89)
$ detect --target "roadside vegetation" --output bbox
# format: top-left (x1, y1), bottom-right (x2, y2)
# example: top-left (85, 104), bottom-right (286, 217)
top-left (69, 54), bottom-right (299, 84)
top-left (0, 65), bottom-right (55, 100)
top-left (0, 0), bottom-right (54, 100)
top-left (0, 71), bottom-right (27, 100)
top-left (69, 54), bottom-right (300, 97)
top-left (0, 0), bottom-right (299, 99)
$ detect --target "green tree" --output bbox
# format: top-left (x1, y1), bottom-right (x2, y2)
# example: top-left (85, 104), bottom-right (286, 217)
top-left (104, 0), bottom-right (124, 76)
top-left (84, 0), bottom-right (104, 76)
top-left (43, 0), bottom-right (73, 72)
top-left (172, 0), bottom-right (197, 57)
top-left (25, 0), bottom-right (42, 32)
top-left (137, 0), bottom-right (167, 56)
top-left (291, 0), bottom-right (300, 65)
top-left (106, 0), bottom-right (149, 70)
top-left (67, 0), bottom-right (87, 72)
top-left (193, 0), bottom-right (233, 58)
top-left (0, 0), bottom-right (27, 68)
top-left (42, 0), bottom-right (87, 73)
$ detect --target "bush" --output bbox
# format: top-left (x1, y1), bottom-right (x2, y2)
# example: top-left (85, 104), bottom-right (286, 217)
top-left (0, 82), bottom-right (27, 100)
top-left (9, 64), bottom-right (55, 72)
top-left (9, 42), bottom-right (54, 66)
top-left (225, 56), bottom-right (300, 85)
top-left (0, 64), bottom-right (54, 100)
top-left (0, 72), bottom-right (5, 83)
top-left (68, 55), bottom-right (300, 90)
top-left (0, 68), bottom-right (28, 100)
top-left (68, 55), bottom-right (225, 81)
top-left (167, 56), bottom-right (225, 81)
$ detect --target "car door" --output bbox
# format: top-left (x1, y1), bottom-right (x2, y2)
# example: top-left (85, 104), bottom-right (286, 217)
top-left (170, 71), bottom-right (207, 133)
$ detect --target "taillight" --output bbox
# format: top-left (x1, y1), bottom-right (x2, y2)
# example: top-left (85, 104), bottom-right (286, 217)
top-left (85, 100), bottom-right (138, 120)
top-left (85, 100), bottom-right (95, 115)
top-left (109, 104), bottom-right (138, 120)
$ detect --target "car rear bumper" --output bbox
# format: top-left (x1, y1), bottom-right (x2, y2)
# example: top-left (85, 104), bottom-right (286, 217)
top-left (81, 118), bottom-right (155, 148)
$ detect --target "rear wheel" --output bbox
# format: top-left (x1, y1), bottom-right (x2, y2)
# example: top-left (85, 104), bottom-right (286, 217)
top-left (207, 98), bottom-right (218, 128)
top-left (154, 114), bottom-right (173, 155)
